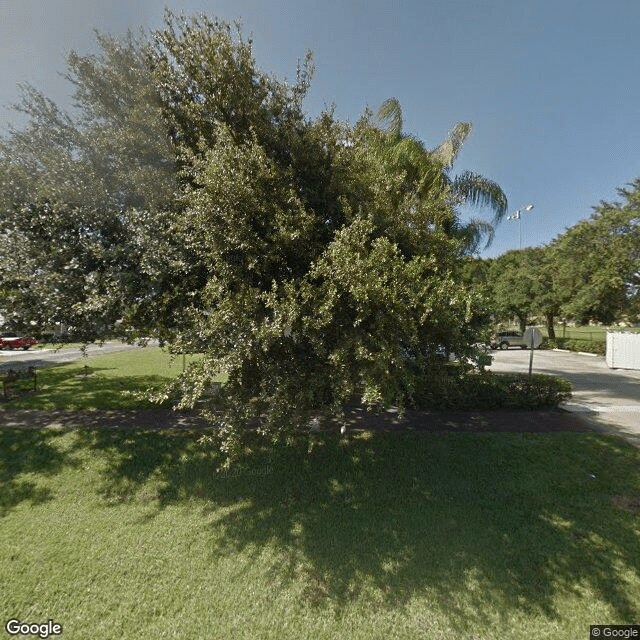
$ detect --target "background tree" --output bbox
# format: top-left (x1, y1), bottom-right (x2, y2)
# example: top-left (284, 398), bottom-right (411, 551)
top-left (551, 182), bottom-right (640, 325)
top-left (486, 246), bottom-right (561, 337)
top-left (0, 29), bottom-right (191, 339)
top-left (528, 246), bottom-right (562, 339)
top-left (488, 249), bottom-right (539, 331)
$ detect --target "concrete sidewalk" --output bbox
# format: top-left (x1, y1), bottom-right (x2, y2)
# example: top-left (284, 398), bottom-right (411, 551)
top-left (489, 348), bottom-right (640, 448)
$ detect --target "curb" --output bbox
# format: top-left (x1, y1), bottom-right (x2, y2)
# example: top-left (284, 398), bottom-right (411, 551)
top-left (552, 348), bottom-right (600, 357)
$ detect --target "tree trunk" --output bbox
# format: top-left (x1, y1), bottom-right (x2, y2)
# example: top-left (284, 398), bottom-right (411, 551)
top-left (546, 314), bottom-right (556, 340)
top-left (518, 316), bottom-right (527, 332)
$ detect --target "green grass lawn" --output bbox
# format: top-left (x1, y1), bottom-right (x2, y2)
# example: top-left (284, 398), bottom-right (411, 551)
top-left (1, 428), bottom-right (639, 639)
top-left (31, 342), bottom-right (89, 350)
top-left (530, 325), bottom-right (639, 343)
top-left (546, 326), bottom-right (609, 342)
top-left (1, 348), bottom-right (207, 410)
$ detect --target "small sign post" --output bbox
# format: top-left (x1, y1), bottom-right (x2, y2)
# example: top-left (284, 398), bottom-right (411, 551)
top-left (523, 327), bottom-right (543, 375)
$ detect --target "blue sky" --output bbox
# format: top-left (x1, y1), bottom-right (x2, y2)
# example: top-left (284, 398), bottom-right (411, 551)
top-left (2, 0), bottom-right (640, 257)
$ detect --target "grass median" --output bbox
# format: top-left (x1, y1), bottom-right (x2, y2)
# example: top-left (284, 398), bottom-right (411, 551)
top-left (0, 347), bottom-right (208, 410)
top-left (1, 427), bottom-right (639, 639)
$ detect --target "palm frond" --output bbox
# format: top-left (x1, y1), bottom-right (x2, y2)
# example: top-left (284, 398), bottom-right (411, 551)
top-left (452, 170), bottom-right (508, 222)
top-left (376, 98), bottom-right (403, 138)
top-left (390, 136), bottom-right (429, 166)
top-left (457, 218), bottom-right (496, 253)
top-left (431, 122), bottom-right (472, 168)
top-left (418, 163), bottom-right (447, 197)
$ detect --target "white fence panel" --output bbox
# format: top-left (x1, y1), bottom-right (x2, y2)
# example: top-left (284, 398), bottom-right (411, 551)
top-left (606, 331), bottom-right (640, 370)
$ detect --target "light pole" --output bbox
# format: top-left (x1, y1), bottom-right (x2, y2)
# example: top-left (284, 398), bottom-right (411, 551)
top-left (507, 204), bottom-right (534, 250)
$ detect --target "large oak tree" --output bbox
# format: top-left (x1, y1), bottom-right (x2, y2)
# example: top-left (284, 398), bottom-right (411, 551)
top-left (1, 11), bottom-right (506, 460)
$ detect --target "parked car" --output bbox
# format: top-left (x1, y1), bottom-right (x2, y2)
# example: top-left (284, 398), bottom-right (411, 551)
top-left (0, 333), bottom-right (38, 350)
top-left (489, 330), bottom-right (529, 350)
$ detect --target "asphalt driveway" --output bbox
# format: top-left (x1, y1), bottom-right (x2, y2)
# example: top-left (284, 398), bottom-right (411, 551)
top-left (489, 347), bottom-right (640, 447)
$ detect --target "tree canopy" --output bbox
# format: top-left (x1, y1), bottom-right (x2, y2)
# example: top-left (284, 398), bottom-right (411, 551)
top-left (550, 182), bottom-right (640, 325)
top-left (480, 180), bottom-right (640, 332)
top-left (0, 11), bottom-right (510, 460)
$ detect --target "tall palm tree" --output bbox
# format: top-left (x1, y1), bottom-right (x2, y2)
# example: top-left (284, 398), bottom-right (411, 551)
top-left (375, 97), bottom-right (507, 253)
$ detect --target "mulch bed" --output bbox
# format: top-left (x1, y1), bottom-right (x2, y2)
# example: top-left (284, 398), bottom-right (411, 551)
top-left (0, 407), bottom-right (595, 433)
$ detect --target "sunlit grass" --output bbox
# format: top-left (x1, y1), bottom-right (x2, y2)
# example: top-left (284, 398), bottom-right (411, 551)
top-left (0, 347), bottom-right (208, 410)
top-left (31, 342), bottom-right (88, 350)
top-left (1, 428), bottom-right (639, 639)
top-left (501, 324), bottom-right (640, 344)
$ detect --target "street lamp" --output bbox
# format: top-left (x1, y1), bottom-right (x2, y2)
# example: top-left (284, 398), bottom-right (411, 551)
top-left (507, 203), bottom-right (534, 249)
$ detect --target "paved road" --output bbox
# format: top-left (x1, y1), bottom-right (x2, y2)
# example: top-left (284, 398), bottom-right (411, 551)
top-left (489, 347), bottom-right (640, 447)
top-left (0, 341), bottom-right (149, 372)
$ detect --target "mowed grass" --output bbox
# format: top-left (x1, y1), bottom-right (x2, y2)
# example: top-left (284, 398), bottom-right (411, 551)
top-left (530, 325), bottom-right (639, 343)
top-left (31, 342), bottom-right (89, 350)
top-left (1, 427), bottom-right (639, 639)
top-left (546, 326), bottom-right (610, 343)
top-left (501, 324), bottom-right (640, 343)
top-left (0, 348), bottom-right (207, 410)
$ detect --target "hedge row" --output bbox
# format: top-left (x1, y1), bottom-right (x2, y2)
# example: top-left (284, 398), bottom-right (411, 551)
top-left (412, 370), bottom-right (572, 411)
top-left (543, 338), bottom-right (605, 355)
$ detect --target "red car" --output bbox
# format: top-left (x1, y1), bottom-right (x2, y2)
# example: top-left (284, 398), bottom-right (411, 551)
top-left (0, 333), bottom-right (38, 350)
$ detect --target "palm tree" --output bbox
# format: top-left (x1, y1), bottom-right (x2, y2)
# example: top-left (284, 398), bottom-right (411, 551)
top-left (374, 97), bottom-right (507, 253)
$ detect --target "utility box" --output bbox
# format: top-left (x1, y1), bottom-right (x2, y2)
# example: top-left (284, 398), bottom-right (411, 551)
top-left (606, 331), bottom-right (640, 370)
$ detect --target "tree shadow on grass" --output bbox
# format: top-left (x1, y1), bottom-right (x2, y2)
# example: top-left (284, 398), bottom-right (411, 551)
top-left (73, 427), bottom-right (640, 631)
top-left (1, 362), bottom-right (174, 410)
top-left (69, 428), bottom-right (204, 504)
top-left (0, 429), bottom-right (75, 516)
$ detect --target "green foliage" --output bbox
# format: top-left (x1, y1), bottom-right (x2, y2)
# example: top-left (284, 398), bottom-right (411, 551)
top-left (1, 31), bottom-right (176, 212)
top-left (551, 181), bottom-right (640, 325)
top-left (484, 179), bottom-right (640, 332)
top-left (149, 11), bottom-right (314, 161)
top-left (0, 11), bottom-right (510, 462)
top-left (455, 256), bottom-right (495, 340)
top-left (488, 249), bottom-right (537, 330)
top-left (543, 338), bottom-right (606, 356)
top-left (413, 370), bottom-right (572, 410)
top-left (142, 26), bottom-right (504, 460)
top-left (488, 246), bottom-right (561, 336)
top-left (167, 209), bottom-right (484, 457)
top-left (372, 98), bottom-right (508, 254)
top-left (0, 28), bottom-right (193, 338)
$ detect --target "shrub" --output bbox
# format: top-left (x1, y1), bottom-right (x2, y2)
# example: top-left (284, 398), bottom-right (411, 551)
top-left (542, 338), bottom-right (605, 355)
top-left (412, 369), bottom-right (572, 411)
top-left (562, 339), bottom-right (605, 355)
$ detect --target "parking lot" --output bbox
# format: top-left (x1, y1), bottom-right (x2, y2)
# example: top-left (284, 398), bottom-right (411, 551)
top-left (489, 347), bottom-right (640, 447)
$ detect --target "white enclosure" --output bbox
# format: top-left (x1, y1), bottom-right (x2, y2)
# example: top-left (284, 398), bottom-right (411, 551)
top-left (606, 331), bottom-right (640, 370)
